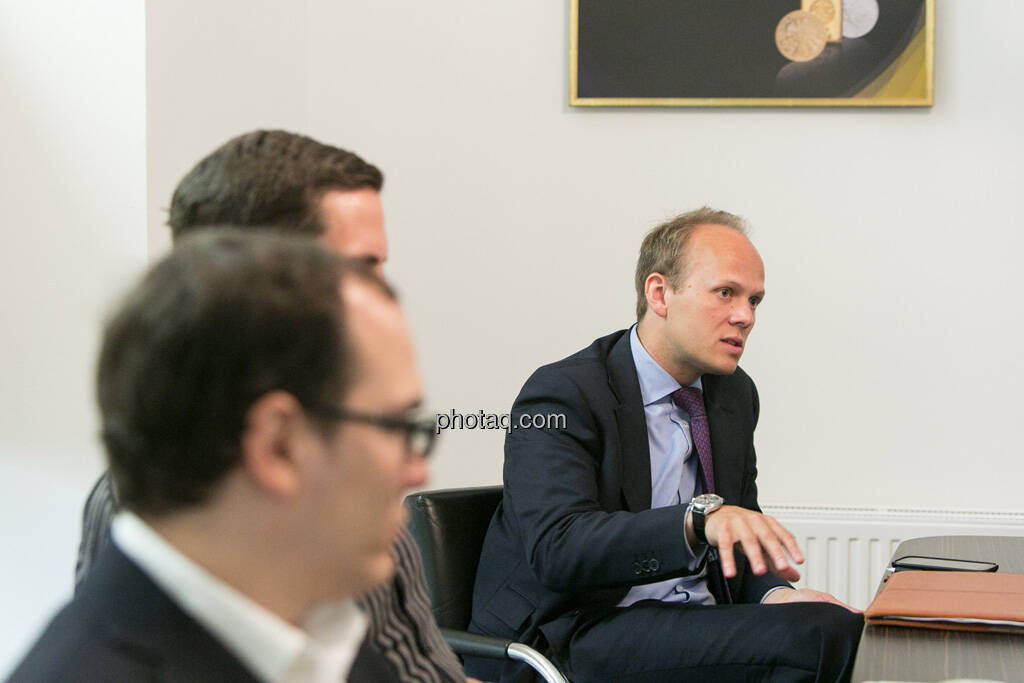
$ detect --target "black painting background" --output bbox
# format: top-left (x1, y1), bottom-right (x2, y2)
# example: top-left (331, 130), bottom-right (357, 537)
top-left (576, 0), bottom-right (926, 99)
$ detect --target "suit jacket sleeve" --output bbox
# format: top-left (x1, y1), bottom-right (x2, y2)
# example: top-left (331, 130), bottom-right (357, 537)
top-left (503, 363), bottom-right (705, 593)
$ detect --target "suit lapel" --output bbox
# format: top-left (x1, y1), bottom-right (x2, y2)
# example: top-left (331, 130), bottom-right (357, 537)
top-left (90, 545), bottom-right (262, 682)
top-left (606, 331), bottom-right (652, 512)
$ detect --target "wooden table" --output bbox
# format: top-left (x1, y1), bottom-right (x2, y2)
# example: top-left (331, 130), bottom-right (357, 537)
top-left (851, 535), bottom-right (1024, 682)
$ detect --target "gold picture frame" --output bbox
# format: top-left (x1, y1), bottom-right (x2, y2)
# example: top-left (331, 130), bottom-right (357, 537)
top-left (569, 0), bottom-right (933, 107)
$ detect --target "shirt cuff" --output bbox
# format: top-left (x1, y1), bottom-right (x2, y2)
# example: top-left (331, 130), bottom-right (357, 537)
top-left (760, 585), bottom-right (793, 604)
top-left (682, 502), bottom-right (711, 568)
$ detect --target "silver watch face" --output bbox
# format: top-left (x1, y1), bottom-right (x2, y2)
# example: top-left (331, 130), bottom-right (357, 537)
top-left (692, 493), bottom-right (724, 513)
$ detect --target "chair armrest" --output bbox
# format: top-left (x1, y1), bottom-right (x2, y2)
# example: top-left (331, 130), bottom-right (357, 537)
top-left (440, 629), bottom-right (569, 683)
top-left (440, 628), bottom-right (511, 659)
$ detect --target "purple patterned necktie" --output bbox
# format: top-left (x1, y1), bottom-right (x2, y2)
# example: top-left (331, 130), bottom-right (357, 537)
top-left (671, 385), bottom-right (733, 604)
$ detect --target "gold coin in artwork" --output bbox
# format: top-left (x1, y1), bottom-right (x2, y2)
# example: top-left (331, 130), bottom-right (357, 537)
top-left (775, 10), bottom-right (828, 62)
top-left (810, 0), bottom-right (836, 23)
top-left (803, 0), bottom-right (842, 42)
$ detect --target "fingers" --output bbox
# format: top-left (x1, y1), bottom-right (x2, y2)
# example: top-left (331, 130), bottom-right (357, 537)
top-left (764, 515), bottom-right (804, 565)
top-left (710, 511), bottom-right (764, 579)
top-left (756, 515), bottom-right (802, 582)
top-left (733, 516), bottom-right (769, 576)
top-left (743, 526), bottom-right (801, 582)
top-left (715, 526), bottom-right (737, 577)
top-left (707, 507), bottom-right (803, 581)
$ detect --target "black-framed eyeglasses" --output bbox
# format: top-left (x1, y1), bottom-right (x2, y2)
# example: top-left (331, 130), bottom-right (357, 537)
top-left (312, 406), bottom-right (437, 459)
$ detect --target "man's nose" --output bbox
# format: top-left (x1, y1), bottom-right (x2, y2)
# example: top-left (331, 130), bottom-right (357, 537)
top-left (731, 301), bottom-right (755, 327)
top-left (401, 454), bottom-right (430, 490)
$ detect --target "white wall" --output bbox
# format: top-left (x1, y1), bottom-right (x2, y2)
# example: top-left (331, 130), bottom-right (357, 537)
top-left (145, 0), bottom-right (310, 255)
top-left (0, 0), bottom-right (313, 674)
top-left (304, 0), bottom-right (1024, 510)
top-left (3, 0), bottom-right (1023, 675)
top-left (0, 0), bottom-right (146, 673)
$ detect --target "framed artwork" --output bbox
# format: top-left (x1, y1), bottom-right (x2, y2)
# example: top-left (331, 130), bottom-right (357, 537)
top-left (569, 0), bottom-right (933, 107)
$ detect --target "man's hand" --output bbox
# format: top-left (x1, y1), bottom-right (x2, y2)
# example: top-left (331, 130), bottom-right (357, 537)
top-left (700, 505), bottom-right (803, 582)
top-left (761, 587), bottom-right (862, 613)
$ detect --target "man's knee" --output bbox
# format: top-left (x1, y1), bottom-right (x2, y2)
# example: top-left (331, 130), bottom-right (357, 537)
top-left (806, 602), bottom-right (863, 642)
top-left (783, 603), bottom-right (863, 682)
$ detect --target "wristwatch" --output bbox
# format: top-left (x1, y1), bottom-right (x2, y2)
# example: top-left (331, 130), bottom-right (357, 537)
top-left (689, 493), bottom-right (724, 545)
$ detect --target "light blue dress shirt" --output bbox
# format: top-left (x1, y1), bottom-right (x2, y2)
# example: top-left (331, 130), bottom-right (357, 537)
top-left (618, 325), bottom-right (715, 607)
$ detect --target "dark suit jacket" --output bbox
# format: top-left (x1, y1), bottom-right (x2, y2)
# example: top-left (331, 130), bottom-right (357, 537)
top-left (8, 542), bottom-right (397, 682)
top-left (469, 329), bottom-right (789, 679)
top-left (71, 473), bottom-right (460, 683)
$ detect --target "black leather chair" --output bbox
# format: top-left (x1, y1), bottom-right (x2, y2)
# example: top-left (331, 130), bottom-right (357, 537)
top-left (405, 486), bottom-right (569, 683)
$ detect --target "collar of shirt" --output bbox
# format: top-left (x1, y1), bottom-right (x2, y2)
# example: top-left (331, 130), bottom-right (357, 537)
top-left (112, 512), bottom-right (368, 683)
top-left (629, 324), bottom-right (702, 404)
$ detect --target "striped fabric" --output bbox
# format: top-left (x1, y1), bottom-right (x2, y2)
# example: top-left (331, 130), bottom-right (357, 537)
top-left (75, 472), bottom-right (465, 682)
top-left (360, 529), bottom-right (463, 683)
top-left (75, 473), bottom-right (118, 587)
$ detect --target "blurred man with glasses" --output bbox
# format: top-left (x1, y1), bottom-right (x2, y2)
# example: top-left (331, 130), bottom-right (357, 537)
top-left (11, 230), bottom-right (434, 681)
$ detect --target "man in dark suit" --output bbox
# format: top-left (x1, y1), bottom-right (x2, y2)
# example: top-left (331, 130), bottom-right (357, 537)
top-left (72, 130), bottom-right (467, 683)
top-left (9, 231), bottom-right (434, 682)
top-left (469, 208), bottom-right (863, 682)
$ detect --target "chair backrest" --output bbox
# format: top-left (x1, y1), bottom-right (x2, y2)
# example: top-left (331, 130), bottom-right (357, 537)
top-left (405, 486), bottom-right (503, 631)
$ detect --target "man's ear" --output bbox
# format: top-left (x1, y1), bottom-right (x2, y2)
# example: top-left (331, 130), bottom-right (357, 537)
top-left (239, 391), bottom-right (308, 498)
top-left (645, 272), bottom-right (670, 319)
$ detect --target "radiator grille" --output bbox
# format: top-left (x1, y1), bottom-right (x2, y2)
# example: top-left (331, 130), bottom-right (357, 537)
top-left (760, 505), bottom-right (1024, 609)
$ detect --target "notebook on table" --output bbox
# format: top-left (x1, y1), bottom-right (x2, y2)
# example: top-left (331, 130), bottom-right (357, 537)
top-left (864, 570), bottom-right (1024, 633)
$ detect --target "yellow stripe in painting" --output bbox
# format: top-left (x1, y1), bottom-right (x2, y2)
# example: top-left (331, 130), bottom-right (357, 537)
top-left (856, 10), bottom-right (927, 100)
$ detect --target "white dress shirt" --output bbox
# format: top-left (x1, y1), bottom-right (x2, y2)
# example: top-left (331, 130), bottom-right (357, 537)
top-left (112, 512), bottom-right (368, 683)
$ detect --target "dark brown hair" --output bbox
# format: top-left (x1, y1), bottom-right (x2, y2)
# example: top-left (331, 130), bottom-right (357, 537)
top-left (168, 130), bottom-right (383, 239)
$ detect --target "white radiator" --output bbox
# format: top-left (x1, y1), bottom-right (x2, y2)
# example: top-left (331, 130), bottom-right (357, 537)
top-left (760, 504), bottom-right (1024, 609)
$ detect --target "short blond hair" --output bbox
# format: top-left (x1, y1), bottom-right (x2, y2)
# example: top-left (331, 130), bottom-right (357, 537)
top-left (634, 207), bottom-right (748, 320)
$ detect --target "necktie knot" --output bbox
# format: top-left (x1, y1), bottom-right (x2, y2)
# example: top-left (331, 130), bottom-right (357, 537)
top-left (671, 386), bottom-right (705, 419)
